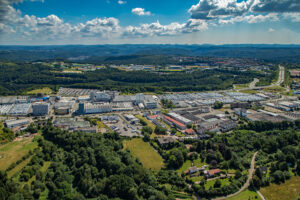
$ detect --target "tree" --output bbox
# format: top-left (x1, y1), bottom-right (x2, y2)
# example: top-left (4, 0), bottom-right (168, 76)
top-left (214, 179), bottom-right (221, 188)
top-left (167, 149), bottom-right (184, 169)
top-left (171, 128), bottom-right (177, 135)
top-left (213, 101), bottom-right (223, 109)
top-left (143, 133), bottom-right (150, 142)
top-left (155, 126), bottom-right (167, 135)
top-left (142, 126), bottom-right (153, 135)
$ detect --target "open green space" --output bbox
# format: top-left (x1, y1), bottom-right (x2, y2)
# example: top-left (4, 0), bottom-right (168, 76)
top-left (27, 87), bottom-right (53, 95)
top-left (177, 158), bottom-right (207, 174)
top-left (205, 178), bottom-right (231, 190)
top-left (6, 155), bottom-right (33, 178)
top-left (135, 115), bottom-right (157, 138)
top-left (226, 189), bottom-right (262, 200)
top-left (0, 137), bottom-right (38, 171)
top-left (172, 191), bottom-right (194, 200)
top-left (123, 138), bottom-right (164, 171)
top-left (260, 176), bottom-right (300, 200)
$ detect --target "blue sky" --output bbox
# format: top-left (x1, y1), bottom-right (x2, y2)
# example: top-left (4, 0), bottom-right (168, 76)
top-left (0, 0), bottom-right (300, 45)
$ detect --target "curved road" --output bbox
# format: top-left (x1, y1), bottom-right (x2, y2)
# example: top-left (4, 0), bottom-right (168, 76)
top-left (212, 151), bottom-right (258, 200)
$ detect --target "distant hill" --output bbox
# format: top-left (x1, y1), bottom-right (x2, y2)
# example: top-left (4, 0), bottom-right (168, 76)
top-left (0, 44), bottom-right (300, 63)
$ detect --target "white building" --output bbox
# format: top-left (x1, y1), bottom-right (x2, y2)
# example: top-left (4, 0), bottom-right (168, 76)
top-left (32, 102), bottom-right (50, 116)
top-left (95, 92), bottom-right (111, 102)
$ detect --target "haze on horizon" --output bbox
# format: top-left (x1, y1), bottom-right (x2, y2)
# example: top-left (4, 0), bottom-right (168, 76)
top-left (0, 0), bottom-right (300, 45)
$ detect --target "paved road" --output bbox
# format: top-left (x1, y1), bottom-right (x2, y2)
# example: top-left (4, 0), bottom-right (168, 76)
top-left (212, 151), bottom-right (258, 200)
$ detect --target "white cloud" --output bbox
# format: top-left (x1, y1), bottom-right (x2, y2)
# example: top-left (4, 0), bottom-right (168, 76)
top-left (132, 8), bottom-right (151, 16)
top-left (123, 20), bottom-right (208, 37)
top-left (118, 0), bottom-right (126, 5)
top-left (251, 0), bottom-right (300, 13)
top-left (218, 13), bottom-right (279, 24)
top-left (268, 28), bottom-right (275, 32)
top-left (189, 0), bottom-right (254, 20)
top-left (283, 13), bottom-right (300, 22)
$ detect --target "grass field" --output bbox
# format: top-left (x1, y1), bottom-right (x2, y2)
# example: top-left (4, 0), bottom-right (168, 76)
top-left (234, 84), bottom-right (249, 90)
top-left (6, 155), bottom-right (33, 178)
top-left (260, 176), bottom-right (300, 200)
top-left (172, 191), bottom-right (194, 200)
top-left (226, 189), bottom-right (262, 200)
top-left (177, 158), bottom-right (207, 174)
top-left (240, 89), bottom-right (258, 94)
top-left (123, 138), bottom-right (164, 171)
top-left (27, 87), bottom-right (53, 95)
top-left (205, 178), bottom-right (231, 190)
top-left (0, 137), bottom-right (38, 171)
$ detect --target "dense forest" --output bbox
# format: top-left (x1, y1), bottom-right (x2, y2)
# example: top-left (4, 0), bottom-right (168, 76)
top-left (0, 119), bottom-right (300, 199)
top-left (0, 45), bottom-right (300, 63)
top-left (0, 62), bottom-right (272, 95)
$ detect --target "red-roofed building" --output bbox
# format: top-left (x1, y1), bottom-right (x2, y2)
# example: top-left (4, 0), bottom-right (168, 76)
top-left (204, 169), bottom-right (221, 178)
top-left (163, 115), bottom-right (186, 130)
top-left (147, 115), bottom-right (158, 120)
top-left (185, 128), bottom-right (195, 135)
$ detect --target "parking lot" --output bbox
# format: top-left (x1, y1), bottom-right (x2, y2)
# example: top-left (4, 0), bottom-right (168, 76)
top-left (105, 115), bottom-right (142, 137)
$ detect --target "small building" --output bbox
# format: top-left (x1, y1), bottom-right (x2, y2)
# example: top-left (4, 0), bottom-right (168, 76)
top-left (157, 137), bottom-right (175, 147)
top-left (204, 169), bottom-right (221, 178)
top-left (147, 115), bottom-right (158, 121)
top-left (185, 128), bottom-right (196, 135)
top-left (234, 108), bottom-right (247, 117)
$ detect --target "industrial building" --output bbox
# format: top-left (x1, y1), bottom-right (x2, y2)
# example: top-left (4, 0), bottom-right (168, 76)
top-left (5, 118), bottom-right (30, 129)
top-left (32, 102), bottom-right (50, 116)
top-left (9, 103), bottom-right (31, 116)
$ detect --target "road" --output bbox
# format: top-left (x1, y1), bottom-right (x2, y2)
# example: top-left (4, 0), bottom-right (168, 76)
top-left (275, 65), bottom-right (285, 86)
top-left (212, 151), bottom-right (258, 200)
top-left (239, 65), bottom-right (285, 91)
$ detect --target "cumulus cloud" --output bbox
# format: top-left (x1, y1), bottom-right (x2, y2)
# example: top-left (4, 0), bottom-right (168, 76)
top-left (73, 17), bottom-right (120, 37)
top-left (188, 0), bottom-right (254, 20)
top-left (118, 0), bottom-right (126, 5)
top-left (0, 0), bottom-right (43, 23)
top-left (283, 13), bottom-right (300, 22)
top-left (123, 20), bottom-right (207, 37)
top-left (132, 8), bottom-right (151, 16)
top-left (268, 28), bottom-right (275, 32)
top-left (219, 13), bottom-right (279, 24)
top-left (251, 0), bottom-right (300, 13)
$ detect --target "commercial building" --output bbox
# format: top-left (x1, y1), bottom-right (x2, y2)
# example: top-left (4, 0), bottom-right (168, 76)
top-left (32, 102), bottom-right (50, 116)
top-left (95, 92), bottom-right (111, 102)
top-left (163, 115), bottom-right (186, 130)
top-left (168, 112), bottom-right (192, 125)
top-left (5, 118), bottom-right (30, 129)
top-left (219, 120), bottom-right (237, 132)
top-left (78, 102), bottom-right (112, 114)
top-left (9, 103), bottom-right (31, 116)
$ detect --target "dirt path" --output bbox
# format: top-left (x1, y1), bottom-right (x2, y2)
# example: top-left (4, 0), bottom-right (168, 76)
top-left (212, 151), bottom-right (258, 200)
top-left (257, 190), bottom-right (266, 200)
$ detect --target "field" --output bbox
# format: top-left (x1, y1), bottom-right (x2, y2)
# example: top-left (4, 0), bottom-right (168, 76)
top-left (27, 87), bottom-right (53, 95)
top-left (226, 189), bottom-right (262, 200)
top-left (123, 138), bottom-right (164, 171)
top-left (0, 137), bottom-right (38, 171)
top-left (177, 158), bottom-right (207, 174)
top-left (6, 155), bottom-right (33, 178)
top-left (205, 178), bottom-right (230, 190)
top-left (260, 176), bottom-right (300, 200)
